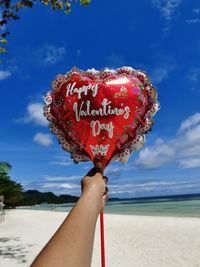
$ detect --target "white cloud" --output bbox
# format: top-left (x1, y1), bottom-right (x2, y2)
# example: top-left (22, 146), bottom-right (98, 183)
top-left (151, 65), bottom-right (176, 84)
top-left (179, 113), bottom-right (200, 133)
top-left (151, 0), bottom-right (182, 20)
top-left (110, 181), bottom-right (181, 189)
top-left (48, 161), bottom-right (73, 166)
top-left (187, 68), bottom-right (200, 82)
top-left (179, 145), bottom-right (200, 158)
top-left (39, 45), bottom-right (66, 65)
top-left (82, 165), bottom-right (92, 170)
top-left (44, 175), bottom-right (81, 181)
top-left (135, 139), bottom-right (175, 169)
top-left (151, 54), bottom-right (177, 84)
top-left (106, 54), bottom-right (126, 68)
top-left (104, 163), bottom-right (136, 179)
top-left (109, 179), bottom-right (200, 195)
top-left (48, 156), bottom-right (74, 167)
top-left (33, 133), bottom-right (53, 146)
top-left (21, 175), bottom-right (82, 196)
top-left (151, 68), bottom-right (169, 84)
top-left (151, 0), bottom-right (182, 34)
top-left (135, 112), bottom-right (200, 169)
top-left (0, 70), bottom-right (11, 80)
top-left (105, 166), bottom-right (122, 174)
top-left (177, 114), bottom-right (200, 159)
top-left (183, 123), bottom-right (200, 145)
top-left (179, 158), bottom-right (200, 169)
top-left (42, 182), bottom-right (79, 189)
top-left (193, 8), bottom-right (200, 15)
top-left (186, 19), bottom-right (200, 24)
top-left (187, 8), bottom-right (200, 24)
top-left (76, 49), bottom-right (81, 56)
top-left (24, 102), bottom-right (48, 126)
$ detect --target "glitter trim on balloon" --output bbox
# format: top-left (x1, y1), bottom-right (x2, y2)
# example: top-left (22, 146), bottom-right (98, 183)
top-left (44, 66), bottom-right (160, 166)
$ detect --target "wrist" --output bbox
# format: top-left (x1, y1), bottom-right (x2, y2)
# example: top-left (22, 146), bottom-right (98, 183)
top-left (82, 185), bottom-right (103, 198)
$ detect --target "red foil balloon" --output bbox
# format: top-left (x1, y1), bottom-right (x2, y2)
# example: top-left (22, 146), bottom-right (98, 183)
top-left (44, 67), bottom-right (160, 169)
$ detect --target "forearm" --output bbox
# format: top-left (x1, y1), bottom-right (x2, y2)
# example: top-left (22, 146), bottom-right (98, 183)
top-left (31, 188), bottom-right (101, 267)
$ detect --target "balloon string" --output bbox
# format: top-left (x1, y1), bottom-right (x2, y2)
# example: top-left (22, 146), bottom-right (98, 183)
top-left (100, 211), bottom-right (105, 267)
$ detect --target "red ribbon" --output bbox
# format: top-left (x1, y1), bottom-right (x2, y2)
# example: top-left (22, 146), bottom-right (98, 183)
top-left (100, 211), bottom-right (105, 267)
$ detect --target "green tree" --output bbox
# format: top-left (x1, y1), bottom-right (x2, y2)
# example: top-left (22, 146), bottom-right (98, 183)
top-left (0, 161), bottom-right (12, 174)
top-left (0, 0), bottom-right (91, 57)
top-left (0, 161), bottom-right (23, 207)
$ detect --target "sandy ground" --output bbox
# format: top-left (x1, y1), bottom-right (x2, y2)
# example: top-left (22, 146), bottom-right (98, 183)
top-left (0, 209), bottom-right (200, 267)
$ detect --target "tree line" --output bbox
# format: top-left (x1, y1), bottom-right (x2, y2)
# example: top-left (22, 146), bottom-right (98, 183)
top-left (0, 162), bottom-right (78, 208)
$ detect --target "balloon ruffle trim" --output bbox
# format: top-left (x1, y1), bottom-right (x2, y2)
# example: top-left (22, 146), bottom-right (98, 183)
top-left (44, 66), bottom-right (160, 166)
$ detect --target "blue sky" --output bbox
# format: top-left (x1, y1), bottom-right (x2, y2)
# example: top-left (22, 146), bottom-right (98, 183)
top-left (0, 0), bottom-right (200, 198)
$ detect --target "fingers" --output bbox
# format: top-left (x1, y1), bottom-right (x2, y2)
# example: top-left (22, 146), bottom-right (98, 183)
top-left (103, 186), bottom-right (108, 196)
top-left (103, 176), bottom-right (108, 184)
top-left (85, 167), bottom-right (103, 177)
top-left (103, 180), bottom-right (109, 202)
top-left (83, 168), bottom-right (109, 204)
top-left (103, 194), bottom-right (109, 202)
top-left (103, 187), bottom-right (109, 205)
top-left (103, 176), bottom-right (108, 201)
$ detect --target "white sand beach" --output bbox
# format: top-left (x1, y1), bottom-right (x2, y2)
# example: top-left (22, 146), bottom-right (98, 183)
top-left (0, 209), bottom-right (200, 267)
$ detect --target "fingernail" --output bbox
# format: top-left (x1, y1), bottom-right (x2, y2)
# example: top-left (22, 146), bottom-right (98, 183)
top-left (103, 176), bottom-right (108, 183)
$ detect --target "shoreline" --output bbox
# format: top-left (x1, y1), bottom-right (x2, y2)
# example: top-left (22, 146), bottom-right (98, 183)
top-left (15, 207), bottom-right (200, 219)
top-left (14, 199), bottom-right (200, 218)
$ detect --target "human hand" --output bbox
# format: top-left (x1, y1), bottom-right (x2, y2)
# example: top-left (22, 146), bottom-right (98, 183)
top-left (81, 167), bottom-right (108, 212)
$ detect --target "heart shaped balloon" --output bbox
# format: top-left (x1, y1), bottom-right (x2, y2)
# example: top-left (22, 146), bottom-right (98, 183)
top-left (44, 67), bottom-right (160, 169)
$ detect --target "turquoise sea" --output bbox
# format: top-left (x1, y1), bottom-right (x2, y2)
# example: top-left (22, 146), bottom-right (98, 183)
top-left (17, 194), bottom-right (200, 218)
top-left (104, 199), bottom-right (200, 217)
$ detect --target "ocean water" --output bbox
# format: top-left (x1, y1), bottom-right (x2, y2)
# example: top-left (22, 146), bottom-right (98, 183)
top-left (104, 199), bottom-right (200, 217)
top-left (17, 195), bottom-right (200, 218)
